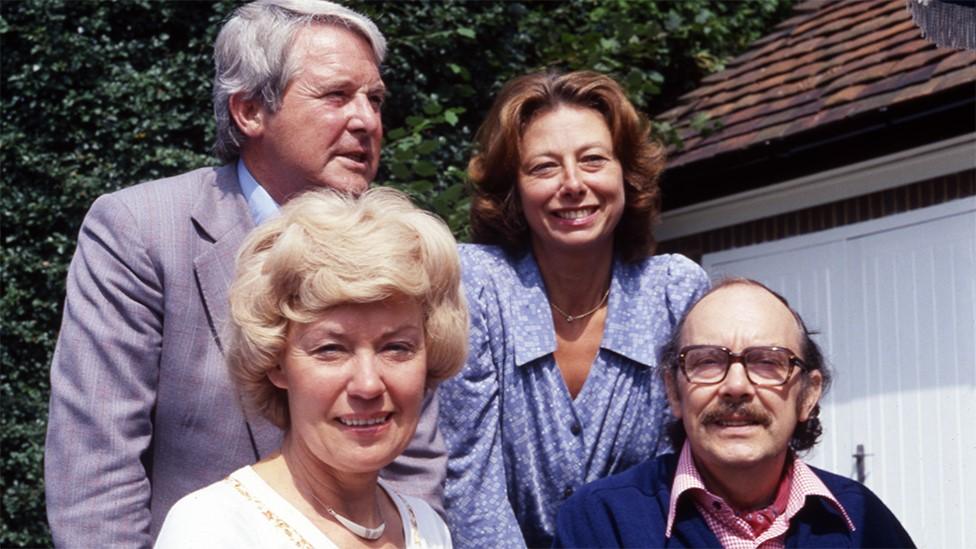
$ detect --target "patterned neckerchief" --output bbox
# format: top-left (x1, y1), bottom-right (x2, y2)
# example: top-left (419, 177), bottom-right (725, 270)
top-left (665, 441), bottom-right (855, 549)
top-left (731, 460), bottom-right (793, 537)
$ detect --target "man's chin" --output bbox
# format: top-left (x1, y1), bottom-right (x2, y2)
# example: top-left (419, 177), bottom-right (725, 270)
top-left (710, 445), bottom-right (784, 471)
top-left (313, 173), bottom-right (373, 195)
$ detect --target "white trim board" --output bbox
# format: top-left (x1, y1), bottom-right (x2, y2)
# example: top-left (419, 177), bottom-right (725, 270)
top-left (702, 196), bottom-right (975, 266)
top-left (656, 133), bottom-right (976, 241)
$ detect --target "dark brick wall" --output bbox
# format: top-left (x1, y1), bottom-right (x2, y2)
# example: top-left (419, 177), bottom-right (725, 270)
top-left (657, 170), bottom-right (976, 263)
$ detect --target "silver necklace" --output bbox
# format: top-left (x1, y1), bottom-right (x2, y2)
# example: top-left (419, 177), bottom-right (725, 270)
top-left (325, 505), bottom-right (386, 540)
top-left (549, 287), bottom-right (610, 323)
top-left (308, 489), bottom-right (386, 540)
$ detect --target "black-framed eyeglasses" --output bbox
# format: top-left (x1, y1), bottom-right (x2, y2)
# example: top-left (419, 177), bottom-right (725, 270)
top-left (677, 345), bottom-right (806, 386)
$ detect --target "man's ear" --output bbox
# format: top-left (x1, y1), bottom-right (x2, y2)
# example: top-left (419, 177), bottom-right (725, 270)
top-left (228, 92), bottom-right (267, 139)
top-left (267, 363), bottom-right (289, 391)
top-left (798, 370), bottom-right (823, 421)
top-left (664, 370), bottom-right (683, 419)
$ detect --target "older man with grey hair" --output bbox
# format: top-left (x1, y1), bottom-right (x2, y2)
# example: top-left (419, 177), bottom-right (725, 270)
top-left (44, 2), bottom-right (446, 547)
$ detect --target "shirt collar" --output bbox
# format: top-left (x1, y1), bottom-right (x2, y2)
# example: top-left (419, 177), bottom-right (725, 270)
top-left (237, 159), bottom-right (280, 226)
top-left (510, 253), bottom-right (659, 368)
top-left (665, 441), bottom-right (855, 538)
top-left (782, 454), bottom-right (856, 532)
top-left (666, 441), bottom-right (710, 537)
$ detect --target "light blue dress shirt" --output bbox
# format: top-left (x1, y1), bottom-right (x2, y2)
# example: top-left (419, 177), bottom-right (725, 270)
top-left (237, 160), bottom-right (279, 225)
top-left (439, 244), bottom-right (710, 548)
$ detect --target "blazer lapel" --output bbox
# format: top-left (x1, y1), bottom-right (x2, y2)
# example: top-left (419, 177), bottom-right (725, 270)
top-left (191, 164), bottom-right (281, 458)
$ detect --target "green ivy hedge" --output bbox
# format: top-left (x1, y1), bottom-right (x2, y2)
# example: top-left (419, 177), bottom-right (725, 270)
top-left (0, 0), bottom-right (792, 545)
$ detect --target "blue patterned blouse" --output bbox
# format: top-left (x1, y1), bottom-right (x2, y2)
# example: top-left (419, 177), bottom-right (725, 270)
top-left (439, 244), bottom-right (710, 548)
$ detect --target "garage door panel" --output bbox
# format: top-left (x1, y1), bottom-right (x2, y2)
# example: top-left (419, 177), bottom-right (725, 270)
top-left (701, 199), bottom-right (975, 548)
top-left (707, 241), bottom-right (849, 472)
top-left (847, 210), bottom-right (975, 548)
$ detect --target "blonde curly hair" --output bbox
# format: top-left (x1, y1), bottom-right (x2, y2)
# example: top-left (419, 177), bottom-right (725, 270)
top-left (227, 187), bottom-right (468, 429)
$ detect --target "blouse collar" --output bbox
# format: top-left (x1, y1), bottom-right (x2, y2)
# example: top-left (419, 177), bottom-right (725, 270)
top-left (510, 251), bottom-right (659, 368)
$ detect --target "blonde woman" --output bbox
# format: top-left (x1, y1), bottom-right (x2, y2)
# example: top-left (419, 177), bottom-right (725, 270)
top-left (156, 188), bottom-right (467, 548)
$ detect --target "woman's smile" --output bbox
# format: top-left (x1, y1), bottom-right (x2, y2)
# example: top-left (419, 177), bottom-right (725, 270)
top-left (552, 206), bottom-right (599, 223)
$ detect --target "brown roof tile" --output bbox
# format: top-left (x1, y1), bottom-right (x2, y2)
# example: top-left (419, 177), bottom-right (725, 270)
top-left (819, 5), bottom-right (905, 48)
top-left (849, 82), bottom-right (928, 114)
top-left (813, 19), bottom-right (919, 71)
top-left (664, 21), bottom-right (923, 130)
top-left (793, 1), bottom-right (874, 34)
top-left (930, 65), bottom-right (976, 94)
top-left (861, 64), bottom-right (936, 97)
top-left (892, 76), bottom-right (942, 102)
top-left (890, 48), bottom-right (951, 74)
top-left (935, 50), bottom-right (976, 73)
top-left (823, 60), bottom-right (900, 92)
top-left (698, 100), bottom-right (822, 149)
top-left (662, 0), bottom-right (976, 167)
top-left (823, 84), bottom-right (868, 107)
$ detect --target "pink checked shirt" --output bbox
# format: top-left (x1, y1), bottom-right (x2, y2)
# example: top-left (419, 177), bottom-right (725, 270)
top-left (665, 442), bottom-right (855, 549)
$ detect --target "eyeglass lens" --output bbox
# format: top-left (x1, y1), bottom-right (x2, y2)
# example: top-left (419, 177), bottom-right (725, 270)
top-left (683, 346), bottom-right (792, 385)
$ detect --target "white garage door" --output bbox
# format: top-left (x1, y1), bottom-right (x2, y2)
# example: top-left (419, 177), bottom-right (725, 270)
top-left (702, 198), bottom-right (976, 548)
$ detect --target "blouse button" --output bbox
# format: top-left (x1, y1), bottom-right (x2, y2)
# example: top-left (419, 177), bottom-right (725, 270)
top-left (570, 422), bottom-right (582, 436)
top-left (563, 486), bottom-right (574, 499)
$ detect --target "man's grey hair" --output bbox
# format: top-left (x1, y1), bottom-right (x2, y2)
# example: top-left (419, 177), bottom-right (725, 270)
top-left (212, 0), bottom-right (387, 163)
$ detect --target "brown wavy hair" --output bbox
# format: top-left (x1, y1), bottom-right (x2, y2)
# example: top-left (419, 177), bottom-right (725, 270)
top-left (659, 278), bottom-right (832, 455)
top-left (467, 70), bottom-right (664, 262)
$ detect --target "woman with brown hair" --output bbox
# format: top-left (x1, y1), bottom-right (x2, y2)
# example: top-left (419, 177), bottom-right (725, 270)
top-left (438, 70), bottom-right (710, 547)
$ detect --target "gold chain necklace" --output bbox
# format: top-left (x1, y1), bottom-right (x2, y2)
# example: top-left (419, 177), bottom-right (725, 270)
top-left (549, 287), bottom-right (610, 323)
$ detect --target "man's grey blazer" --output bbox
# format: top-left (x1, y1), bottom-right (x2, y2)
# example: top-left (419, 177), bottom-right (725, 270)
top-left (44, 165), bottom-right (446, 547)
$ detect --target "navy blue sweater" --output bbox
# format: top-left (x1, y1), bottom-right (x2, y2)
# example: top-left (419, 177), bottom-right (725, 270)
top-left (553, 453), bottom-right (915, 548)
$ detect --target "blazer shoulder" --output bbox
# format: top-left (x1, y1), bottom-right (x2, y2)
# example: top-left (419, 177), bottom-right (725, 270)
top-left (108, 165), bottom-right (225, 210)
top-left (96, 164), bottom-right (247, 244)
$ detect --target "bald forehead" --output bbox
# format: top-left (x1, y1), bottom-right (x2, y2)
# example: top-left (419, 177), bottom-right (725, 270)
top-left (681, 284), bottom-right (804, 353)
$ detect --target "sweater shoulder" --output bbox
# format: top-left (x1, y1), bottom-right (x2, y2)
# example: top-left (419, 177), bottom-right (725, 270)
top-left (572, 454), bottom-right (676, 504)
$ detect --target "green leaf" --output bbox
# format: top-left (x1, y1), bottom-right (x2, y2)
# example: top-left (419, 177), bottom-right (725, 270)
top-left (422, 100), bottom-right (442, 115)
top-left (444, 110), bottom-right (459, 126)
top-left (417, 139), bottom-right (439, 155)
top-left (393, 144), bottom-right (416, 161)
top-left (391, 161), bottom-right (411, 179)
top-left (413, 161), bottom-right (437, 177)
top-left (409, 180), bottom-right (434, 194)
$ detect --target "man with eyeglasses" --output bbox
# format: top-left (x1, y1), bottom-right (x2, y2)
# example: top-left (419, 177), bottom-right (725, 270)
top-left (554, 278), bottom-right (915, 548)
